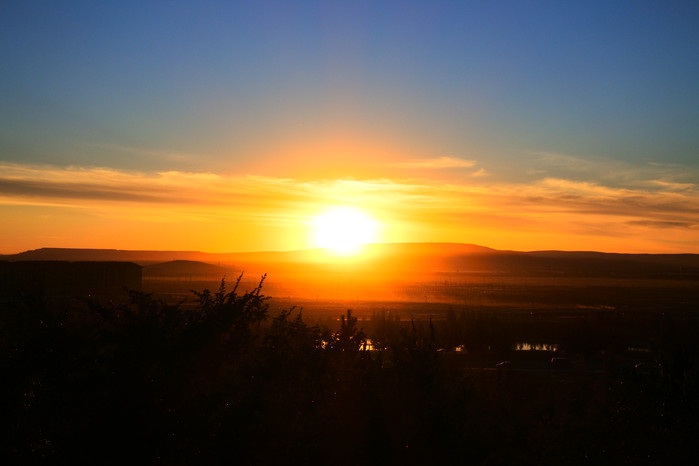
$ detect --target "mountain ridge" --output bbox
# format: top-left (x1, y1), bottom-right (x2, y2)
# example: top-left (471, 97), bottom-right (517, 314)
top-left (1, 243), bottom-right (496, 263)
top-left (2, 243), bottom-right (698, 280)
top-left (2, 243), bottom-right (697, 261)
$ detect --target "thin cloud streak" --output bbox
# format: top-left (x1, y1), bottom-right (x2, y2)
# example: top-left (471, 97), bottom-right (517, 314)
top-left (526, 151), bottom-right (699, 190)
top-left (0, 178), bottom-right (181, 204)
top-left (387, 157), bottom-right (477, 169)
top-left (1, 162), bottom-right (698, 252)
top-left (82, 143), bottom-right (205, 165)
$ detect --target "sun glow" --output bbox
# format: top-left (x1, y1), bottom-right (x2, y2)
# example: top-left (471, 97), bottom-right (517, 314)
top-left (312, 206), bottom-right (379, 256)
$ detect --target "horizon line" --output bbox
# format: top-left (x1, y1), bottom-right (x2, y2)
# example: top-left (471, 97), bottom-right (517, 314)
top-left (2, 242), bottom-right (698, 257)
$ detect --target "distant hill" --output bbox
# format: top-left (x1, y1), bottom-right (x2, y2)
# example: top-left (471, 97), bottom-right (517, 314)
top-left (2, 244), bottom-right (494, 265)
top-left (4, 247), bottom-right (337, 265)
top-left (4, 244), bottom-right (699, 279)
top-left (365, 242), bottom-right (496, 256)
top-left (6, 248), bottom-right (208, 264)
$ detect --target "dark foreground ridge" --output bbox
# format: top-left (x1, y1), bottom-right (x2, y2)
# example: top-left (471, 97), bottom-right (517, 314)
top-left (1, 273), bottom-right (698, 464)
top-left (0, 261), bottom-right (141, 304)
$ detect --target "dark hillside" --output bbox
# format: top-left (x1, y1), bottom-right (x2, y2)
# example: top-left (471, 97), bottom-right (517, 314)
top-left (8, 248), bottom-right (206, 264)
top-left (5, 245), bottom-right (699, 279)
top-left (0, 261), bottom-right (142, 302)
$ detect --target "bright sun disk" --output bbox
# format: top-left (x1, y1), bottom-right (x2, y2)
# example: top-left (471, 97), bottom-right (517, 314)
top-left (312, 207), bottom-right (378, 256)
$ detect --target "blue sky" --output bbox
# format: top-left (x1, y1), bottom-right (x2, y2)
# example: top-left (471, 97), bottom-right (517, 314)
top-left (1, 1), bottom-right (698, 253)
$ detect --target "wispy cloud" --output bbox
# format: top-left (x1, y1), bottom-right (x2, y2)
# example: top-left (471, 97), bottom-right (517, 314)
top-left (627, 220), bottom-right (695, 229)
top-left (526, 151), bottom-right (596, 172)
top-left (82, 142), bottom-right (203, 164)
top-left (525, 150), bottom-right (699, 192)
top-left (387, 156), bottom-right (477, 169)
top-left (0, 178), bottom-right (181, 204)
top-left (1, 161), bottom-right (698, 252)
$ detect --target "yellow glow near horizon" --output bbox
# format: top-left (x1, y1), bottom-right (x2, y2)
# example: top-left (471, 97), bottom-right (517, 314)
top-left (312, 206), bottom-right (379, 256)
top-left (1, 163), bottom-right (698, 254)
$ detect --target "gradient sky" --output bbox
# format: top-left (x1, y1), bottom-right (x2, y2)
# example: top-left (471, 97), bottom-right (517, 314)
top-left (1, 1), bottom-right (698, 254)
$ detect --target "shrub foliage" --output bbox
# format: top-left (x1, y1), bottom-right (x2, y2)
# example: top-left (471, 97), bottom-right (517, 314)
top-left (1, 275), bottom-right (698, 464)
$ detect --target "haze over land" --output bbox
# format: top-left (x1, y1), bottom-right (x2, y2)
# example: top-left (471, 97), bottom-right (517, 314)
top-left (5, 243), bottom-right (699, 277)
top-left (5, 243), bottom-right (698, 307)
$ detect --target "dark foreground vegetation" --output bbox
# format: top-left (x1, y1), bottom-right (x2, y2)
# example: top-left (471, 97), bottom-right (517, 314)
top-left (2, 275), bottom-right (699, 464)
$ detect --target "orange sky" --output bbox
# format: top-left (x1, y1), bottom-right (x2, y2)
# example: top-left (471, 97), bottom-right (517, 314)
top-left (1, 155), bottom-right (698, 254)
top-left (2, 4), bottom-right (699, 255)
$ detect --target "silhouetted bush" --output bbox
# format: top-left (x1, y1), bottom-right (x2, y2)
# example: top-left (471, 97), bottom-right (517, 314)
top-left (2, 274), bottom-right (698, 464)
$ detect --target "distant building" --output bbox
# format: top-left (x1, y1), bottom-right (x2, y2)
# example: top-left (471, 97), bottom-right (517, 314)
top-left (0, 261), bottom-right (142, 304)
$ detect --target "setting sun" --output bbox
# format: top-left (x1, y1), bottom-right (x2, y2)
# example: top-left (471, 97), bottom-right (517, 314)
top-left (312, 206), bottom-right (379, 255)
